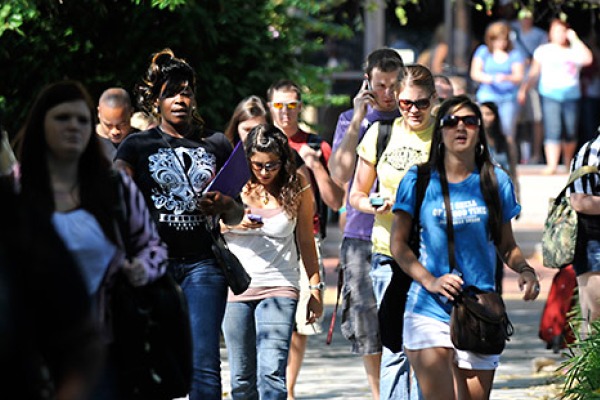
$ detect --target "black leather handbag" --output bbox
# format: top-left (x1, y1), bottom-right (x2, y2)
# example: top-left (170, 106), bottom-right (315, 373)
top-left (111, 272), bottom-right (193, 399)
top-left (206, 219), bottom-right (251, 295)
top-left (450, 286), bottom-right (513, 354)
top-left (440, 172), bottom-right (514, 355)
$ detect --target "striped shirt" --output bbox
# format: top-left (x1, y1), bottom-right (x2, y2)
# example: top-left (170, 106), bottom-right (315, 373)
top-left (567, 133), bottom-right (600, 196)
top-left (567, 133), bottom-right (600, 238)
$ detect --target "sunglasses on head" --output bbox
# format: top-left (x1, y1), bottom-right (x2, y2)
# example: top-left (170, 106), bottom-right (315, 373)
top-left (439, 115), bottom-right (481, 129)
top-left (271, 101), bottom-right (300, 110)
top-left (250, 160), bottom-right (282, 172)
top-left (398, 98), bottom-right (431, 111)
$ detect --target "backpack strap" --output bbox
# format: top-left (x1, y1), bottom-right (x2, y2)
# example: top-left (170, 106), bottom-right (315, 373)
top-left (375, 120), bottom-right (393, 167)
top-left (409, 165), bottom-right (431, 256)
top-left (374, 120), bottom-right (394, 192)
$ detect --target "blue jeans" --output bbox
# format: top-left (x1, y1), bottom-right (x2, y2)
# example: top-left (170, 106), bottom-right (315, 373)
top-left (496, 98), bottom-right (519, 140)
top-left (222, 297), bottom-right (297, 400)
top-left (169, 258), bottom-right (227, 400)
top-left (541, 96), bottom-right (580, 144)
top-left (371, 253), bottom-right (421, 400)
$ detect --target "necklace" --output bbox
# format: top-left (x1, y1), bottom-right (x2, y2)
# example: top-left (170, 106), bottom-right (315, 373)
top-left (259, 185), bottom-right (275, 205)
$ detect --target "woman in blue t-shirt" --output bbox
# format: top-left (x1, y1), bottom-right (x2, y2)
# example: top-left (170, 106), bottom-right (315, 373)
top-left (390, 96), bottom-right (539, 399)
top-left (471, 21), bottom-right (525, 174)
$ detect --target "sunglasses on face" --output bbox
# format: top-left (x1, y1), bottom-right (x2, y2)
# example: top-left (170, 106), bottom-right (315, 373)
top-left (271, 101), bottom-right (300, 110)
top-left (439, 115), bottom-right (481, 129)
top-left (250, 160), bottom-right (282, 172)
top-left (398, 98), bottom-right (431, 111)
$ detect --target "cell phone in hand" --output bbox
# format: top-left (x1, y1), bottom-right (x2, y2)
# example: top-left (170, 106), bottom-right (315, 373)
top-left (307, 142), bottom-right (321, 151)
top-left (369, 196), bottom-right (385, 207)
top-left (366, 79), bottom-right (373, 91)
top-left (247, 214), bottom-right (263, 224)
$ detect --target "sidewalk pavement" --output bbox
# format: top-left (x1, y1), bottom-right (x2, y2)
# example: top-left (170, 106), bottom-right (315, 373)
top-left (219, 165), bottom-right (570, 399)
top-left (220, 299), bottom-right (565, 399)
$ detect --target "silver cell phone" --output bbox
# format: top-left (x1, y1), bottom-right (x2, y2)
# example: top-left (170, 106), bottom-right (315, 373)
top-left (365, 79), bottom-right (373, 91)
top-left (369, 197), bottom-right (384, 207)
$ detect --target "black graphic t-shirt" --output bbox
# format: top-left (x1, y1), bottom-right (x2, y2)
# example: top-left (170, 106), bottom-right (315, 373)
top-left (116, 127), bottom-right (232, 259)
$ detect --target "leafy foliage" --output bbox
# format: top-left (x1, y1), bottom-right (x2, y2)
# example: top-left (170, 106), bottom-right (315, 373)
top-left (561, 317), bottom-right (600, 399)
top-left (0, 0), bottom-right (352, 135)
top-left (392, 0), bottom-right (600, 26)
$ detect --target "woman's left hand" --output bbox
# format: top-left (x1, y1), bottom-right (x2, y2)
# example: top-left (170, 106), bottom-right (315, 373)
top-left (306, 291), bottom-right (324, 324)
top-left (519, 269), bottom-right (540, 301)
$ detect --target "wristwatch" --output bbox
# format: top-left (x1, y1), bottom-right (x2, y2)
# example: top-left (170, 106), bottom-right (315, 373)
top-left (308, 282), bottom-right (326, 291)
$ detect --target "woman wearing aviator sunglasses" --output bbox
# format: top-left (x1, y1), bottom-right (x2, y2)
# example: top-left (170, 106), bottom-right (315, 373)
top-left (390, 96), bottom-right (539, 399)
top-left (349, 64), bottom-right (435, 399)
top-left (221, 124), bottom-right (323, 399)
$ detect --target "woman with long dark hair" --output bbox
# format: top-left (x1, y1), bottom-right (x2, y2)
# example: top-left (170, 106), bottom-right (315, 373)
top-left (16, 80), bottom-right (167, 398)
top-left (390, 95), bottom-right (539, 399)
top-left (221, 124), bottom-right (323, 399)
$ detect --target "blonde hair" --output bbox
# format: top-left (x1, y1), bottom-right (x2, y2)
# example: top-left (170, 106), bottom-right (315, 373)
top-left (484, 22), bottom-right (513, 52)
top-left (397, 64), bottom-right (436, 96)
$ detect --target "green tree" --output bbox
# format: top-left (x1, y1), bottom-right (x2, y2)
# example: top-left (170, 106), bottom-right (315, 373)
top-left (0, 0), bottom-right (352, 135)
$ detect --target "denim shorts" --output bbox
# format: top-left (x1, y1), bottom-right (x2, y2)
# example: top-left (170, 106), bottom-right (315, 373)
top-left (340, 238), bottom-right (381, 355)
top-left (541, 96), bottom-right (579, 144)
top-left (574, 240), bottom-right (600, 276)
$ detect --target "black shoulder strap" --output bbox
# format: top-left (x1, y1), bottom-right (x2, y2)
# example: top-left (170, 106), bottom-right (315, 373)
top-left (440, 168), bottom-right (457, 273)
top-left (409, 165), bottom-right (431, 256)
top-left (374, 120), bottom-right (394, 193)
top-left (375, 120), bottom-right (393, 167)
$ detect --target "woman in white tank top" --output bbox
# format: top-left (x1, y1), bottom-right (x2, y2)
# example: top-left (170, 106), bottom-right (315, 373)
top-left (222, 124), bottom-right (323, 399)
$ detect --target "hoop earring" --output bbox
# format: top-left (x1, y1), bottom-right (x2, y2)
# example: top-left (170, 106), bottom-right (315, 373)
top-left (438, 142), bottom-right (444, 156)
top-left (477, 143), bottom-right (484, 156)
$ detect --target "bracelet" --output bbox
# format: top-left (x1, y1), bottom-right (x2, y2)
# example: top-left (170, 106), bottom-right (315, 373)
top-left (517, 264), bottom-right (536, 275)
top-left (308, 282), bottom-right (325, 291)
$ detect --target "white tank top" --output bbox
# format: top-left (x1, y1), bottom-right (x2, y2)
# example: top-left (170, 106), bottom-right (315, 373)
top-left (224, 207), bottom-right (300, 289)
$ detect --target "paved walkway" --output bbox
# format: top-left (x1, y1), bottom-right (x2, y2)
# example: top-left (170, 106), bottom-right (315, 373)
top-left (219, 166), bottom-right (571, 399)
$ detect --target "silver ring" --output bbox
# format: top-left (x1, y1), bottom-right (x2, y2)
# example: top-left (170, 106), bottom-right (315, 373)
top-left (534, 285), bottom-right (540, 292)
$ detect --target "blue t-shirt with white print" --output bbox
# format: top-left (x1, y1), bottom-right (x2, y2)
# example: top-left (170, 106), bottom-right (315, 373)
top-left (392, 165), bottom-right (520, 322)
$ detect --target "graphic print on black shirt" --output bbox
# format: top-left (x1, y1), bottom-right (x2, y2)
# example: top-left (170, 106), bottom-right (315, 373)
top-left (149, 146), bottom-right (216, 230)
top-left (116, 127), bottom-right (232, 258)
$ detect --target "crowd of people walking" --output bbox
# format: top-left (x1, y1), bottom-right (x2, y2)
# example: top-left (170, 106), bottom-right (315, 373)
top-left (1, 5), bottom-right (600, 400)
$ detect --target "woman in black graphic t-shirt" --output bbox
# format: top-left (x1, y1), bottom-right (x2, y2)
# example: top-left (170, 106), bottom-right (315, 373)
top-left (116, 49), bottom-right (244, 400)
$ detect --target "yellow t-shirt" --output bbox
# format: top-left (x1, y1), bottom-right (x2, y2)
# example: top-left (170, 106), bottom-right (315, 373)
top-left (356, 118), bottom-right (434, 257)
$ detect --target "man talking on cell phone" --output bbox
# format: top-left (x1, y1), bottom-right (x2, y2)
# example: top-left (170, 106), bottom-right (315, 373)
top-left (328, 48), bottom-right (405, 400)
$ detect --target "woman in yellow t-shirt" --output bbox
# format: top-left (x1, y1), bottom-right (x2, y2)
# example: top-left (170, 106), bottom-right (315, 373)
top-left (349, 64), bottom-right (436, 399)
